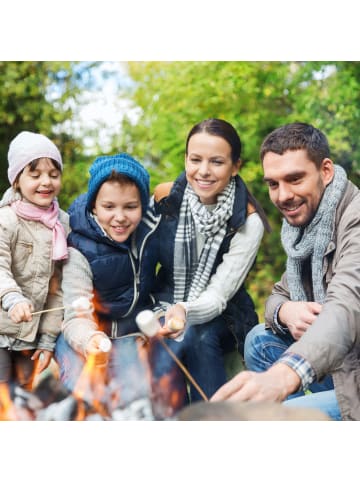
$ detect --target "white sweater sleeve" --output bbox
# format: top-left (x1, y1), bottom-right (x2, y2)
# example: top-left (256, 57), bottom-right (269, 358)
top-left (61, 247), bottom-right (103, 356)
top-left (181, 213), bottom-right (264, 325)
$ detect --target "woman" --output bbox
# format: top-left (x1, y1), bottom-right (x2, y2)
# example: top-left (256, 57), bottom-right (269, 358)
top-left (153, 118), bottom-right (270, 401)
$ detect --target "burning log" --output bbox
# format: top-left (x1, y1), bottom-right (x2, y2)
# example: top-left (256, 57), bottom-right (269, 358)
top-left (0, 372), bottom-right (163, 421)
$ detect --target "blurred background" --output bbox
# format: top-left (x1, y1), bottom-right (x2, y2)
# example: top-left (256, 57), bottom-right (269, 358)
top-left (1, 60), bottom-right (359, 318)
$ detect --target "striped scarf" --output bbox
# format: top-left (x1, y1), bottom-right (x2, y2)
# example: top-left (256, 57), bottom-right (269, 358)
top-left (281, 164), bottom-right (348, 303)
top-left (173, 177), bottom-right (235, 302)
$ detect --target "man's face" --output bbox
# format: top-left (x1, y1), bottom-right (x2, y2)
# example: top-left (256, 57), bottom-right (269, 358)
top-left (263, 149), bottom-right (334, 227)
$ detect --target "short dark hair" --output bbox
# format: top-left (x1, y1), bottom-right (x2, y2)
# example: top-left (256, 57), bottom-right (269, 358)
top-left (185, 118), bottom-right (242, 164)
top-left (260, 122), bottom-right (330, 168)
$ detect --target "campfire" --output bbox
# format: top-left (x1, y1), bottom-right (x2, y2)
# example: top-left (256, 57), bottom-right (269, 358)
top-left (0, 362), bottom-right (176, 421)
top-left (0, 302), bottom-right (208, 421)
top-left (0, 313), bottom-right (193, 421)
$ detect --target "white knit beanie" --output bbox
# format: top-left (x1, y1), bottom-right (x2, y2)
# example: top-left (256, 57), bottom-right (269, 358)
top-left (7, 131), bottom-right (63, 185)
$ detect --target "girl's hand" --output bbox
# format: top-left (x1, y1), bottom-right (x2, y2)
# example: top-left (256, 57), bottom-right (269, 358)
top-left (9, 301), bottom-right (34, 323)
top-left (31, 349), bottom-right (52, 374)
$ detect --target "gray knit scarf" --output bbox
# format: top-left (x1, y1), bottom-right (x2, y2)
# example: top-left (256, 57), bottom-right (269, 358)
top-left (281, 164), bottom-right (348, 303)
top-left (173, 177), bottom-right (235, 302)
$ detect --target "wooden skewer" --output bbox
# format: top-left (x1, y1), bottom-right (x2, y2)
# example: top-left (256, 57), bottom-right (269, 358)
top-left (157, 336), bottom-right (209, 402)
top-left (32, 298), bottom-right (92, 316)
top-left (31, 305), bottom-right (68, 316)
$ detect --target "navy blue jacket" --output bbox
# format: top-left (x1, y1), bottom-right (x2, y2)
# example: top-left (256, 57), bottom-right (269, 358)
top-left (68, 194), bottom-right (160, 336)
top-left (153, 172), bottom-right (259, 354)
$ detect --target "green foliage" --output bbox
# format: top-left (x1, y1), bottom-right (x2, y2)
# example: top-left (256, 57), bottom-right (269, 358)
top-left (0, 61), bottom-right (95, 209)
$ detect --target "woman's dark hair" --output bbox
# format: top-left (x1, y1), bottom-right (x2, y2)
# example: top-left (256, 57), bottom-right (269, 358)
top-left (185, 118), bottom-right (242, 164)
top-left (260, 122), bottom-right (330, 168)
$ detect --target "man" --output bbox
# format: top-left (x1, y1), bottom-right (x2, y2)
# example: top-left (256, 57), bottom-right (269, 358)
top-left (211, 122), bottom-right (360, 421)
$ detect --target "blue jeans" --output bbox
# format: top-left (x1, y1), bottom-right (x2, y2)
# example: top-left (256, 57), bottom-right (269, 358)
top-left (244, 323), bottom-right (334, 397)
top-left (183, 316), bottom-right (240, 402)
top-left (55, 333), bottom-right (188, 418)
top-left (284, 390), bottom-right (342, 421)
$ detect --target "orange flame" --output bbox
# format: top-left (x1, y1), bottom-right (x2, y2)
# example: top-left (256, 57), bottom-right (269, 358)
top-left (0, 382), bottom-right (17, 420)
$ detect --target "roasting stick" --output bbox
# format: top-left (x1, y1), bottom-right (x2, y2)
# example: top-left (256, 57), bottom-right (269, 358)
top-left (157, 336), bottom-right (208, 402)
top-left (136, 310), bottom-right (209, 402)
top-left (31, 306), bottom-right (68, 316)
top-left (31, 296), bottom-right (92, 316)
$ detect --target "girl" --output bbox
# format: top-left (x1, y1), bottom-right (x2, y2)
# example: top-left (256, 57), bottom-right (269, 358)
top-left (0, 131), bottom-right (69, 391)
top-left (153, 118), bottom-right (271, 401)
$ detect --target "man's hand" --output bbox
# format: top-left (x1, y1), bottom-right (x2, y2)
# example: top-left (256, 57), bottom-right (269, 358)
top-left (210, 363), bottom-right (301, 402)
top-left (279, 301), bottom-right (322, 340)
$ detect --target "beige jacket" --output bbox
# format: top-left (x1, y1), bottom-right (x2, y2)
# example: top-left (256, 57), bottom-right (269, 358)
top-left (0, 205), bottom-right (69, 350)
top-left (265, 180), bottom-right (360, 420)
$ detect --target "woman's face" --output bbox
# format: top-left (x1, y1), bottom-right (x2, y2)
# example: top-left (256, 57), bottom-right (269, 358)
top-left (185, 132), bottom-right (240, 204)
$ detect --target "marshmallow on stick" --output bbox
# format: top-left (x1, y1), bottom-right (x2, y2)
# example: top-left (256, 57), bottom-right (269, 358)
top-left (31, 296), bottom-right (92, 316)
top-left (135, 310), bottom-right (161, 337)
top-left (71, 296), bottom-right (92, 311)
top-left (99, 337), bottom-right (112, 353)
top-left (135, 310), bottom-right (208, 402)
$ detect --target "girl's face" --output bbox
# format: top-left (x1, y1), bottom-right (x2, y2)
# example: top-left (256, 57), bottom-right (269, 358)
top-left (92, 180), bottom-right (142, 243)
top-left (16, 157), bottom-right (62, 208)
top-left (185, 132), bottom-right (240, 204)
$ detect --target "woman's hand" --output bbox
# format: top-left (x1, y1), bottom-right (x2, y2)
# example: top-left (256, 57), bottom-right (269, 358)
top-left (158, 304), bottom-right (186, 339)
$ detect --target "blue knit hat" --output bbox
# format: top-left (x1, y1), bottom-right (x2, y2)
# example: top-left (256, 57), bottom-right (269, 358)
top-left (86, 153), bottom-right (150, 211)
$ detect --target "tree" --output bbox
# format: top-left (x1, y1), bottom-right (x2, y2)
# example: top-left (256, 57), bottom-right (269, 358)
top-left (0, 61), bottom-right (99, 209)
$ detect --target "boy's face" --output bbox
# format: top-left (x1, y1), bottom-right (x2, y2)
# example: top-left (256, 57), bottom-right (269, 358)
top-left (92, 180), bottom-right (142, 242)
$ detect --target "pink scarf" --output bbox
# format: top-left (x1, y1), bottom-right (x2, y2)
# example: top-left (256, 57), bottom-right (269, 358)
top-left (11, 199), bottom-right (68, 260)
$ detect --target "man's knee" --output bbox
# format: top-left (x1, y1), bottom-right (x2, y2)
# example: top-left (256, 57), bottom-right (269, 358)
top-left (244, 323), bottom-right (266, 354)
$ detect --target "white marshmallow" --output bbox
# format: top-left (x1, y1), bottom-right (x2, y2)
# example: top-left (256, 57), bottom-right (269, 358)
top-left (136, 310), bottom-right (160, 337)
top-left (72, 296), bottom-right (92, 311)
top-left (99, 338), bottom-right (112, 353)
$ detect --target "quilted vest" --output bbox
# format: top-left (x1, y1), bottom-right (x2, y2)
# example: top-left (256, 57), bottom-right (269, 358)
top-left (68, 194), bottom-right (159, 324)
